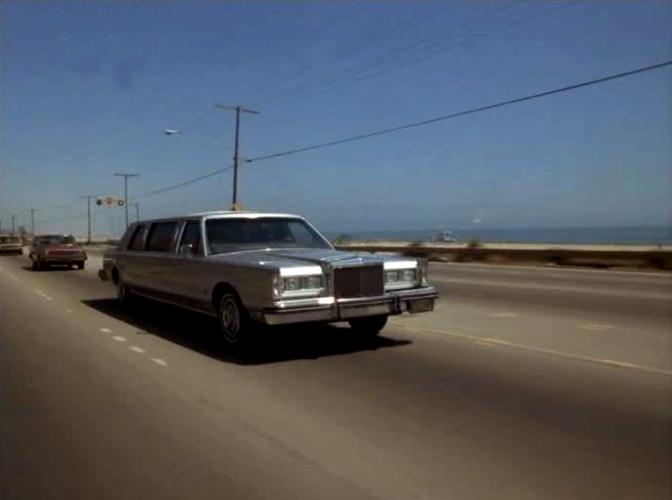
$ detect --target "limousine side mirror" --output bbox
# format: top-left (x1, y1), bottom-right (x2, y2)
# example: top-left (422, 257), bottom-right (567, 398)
top-left (179, 243), bottom-right (196, 256)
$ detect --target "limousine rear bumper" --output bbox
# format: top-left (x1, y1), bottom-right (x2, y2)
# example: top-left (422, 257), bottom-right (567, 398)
top-left (259, 286), bottom-right (438, 326)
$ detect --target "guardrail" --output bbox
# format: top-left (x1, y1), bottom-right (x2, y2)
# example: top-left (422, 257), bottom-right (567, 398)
top-left (334, 243), bottom-right (672, 271)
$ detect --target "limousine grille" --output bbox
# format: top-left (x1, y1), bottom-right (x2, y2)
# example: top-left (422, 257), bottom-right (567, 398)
top-left (333, 265), bottom-right (384, 298)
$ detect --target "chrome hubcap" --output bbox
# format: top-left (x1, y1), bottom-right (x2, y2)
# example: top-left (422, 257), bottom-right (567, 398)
top-left (220, 296), bottom-right (240, 342)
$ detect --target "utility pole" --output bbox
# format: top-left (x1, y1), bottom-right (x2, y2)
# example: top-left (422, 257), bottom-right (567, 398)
top-left (128, 202), bottom-right (140, 222)
top-left (215, 104), bottom-right (259, 208)
top-left (82, 195), bottom-right (97, 244)
top-left (11, 214), bottom-right (17, 234)
top-left (30, 208), bottom-right (36, 235)
top-left (114, 173), bottom-right (139, 228)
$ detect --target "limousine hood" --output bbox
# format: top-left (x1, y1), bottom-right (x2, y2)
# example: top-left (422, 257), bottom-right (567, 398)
top-left (210, 247), bottom-right (396, 270)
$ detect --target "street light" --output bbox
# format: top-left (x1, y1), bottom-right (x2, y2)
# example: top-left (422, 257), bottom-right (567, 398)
top-left (165, 104), bottom-right (259, 209)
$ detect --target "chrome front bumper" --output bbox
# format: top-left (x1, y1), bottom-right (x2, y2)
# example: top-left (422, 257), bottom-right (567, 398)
top-left (0, 246), bottom-right (23, 254)
top-left (41, 254), bottom-right (87, 263)
top-left (259, 287), bottom-right (438, 326)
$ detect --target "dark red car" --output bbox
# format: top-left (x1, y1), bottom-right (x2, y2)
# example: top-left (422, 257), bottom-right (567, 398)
top-left (29, 234), bottom-right (87, 270)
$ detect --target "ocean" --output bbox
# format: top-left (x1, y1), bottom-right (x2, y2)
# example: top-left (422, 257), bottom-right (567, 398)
top-left (324, 225), bottom-right (672, 245)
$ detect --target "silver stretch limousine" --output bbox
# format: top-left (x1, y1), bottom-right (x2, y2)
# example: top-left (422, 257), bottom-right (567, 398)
top-left (99, 211), bottom-right (438, 345)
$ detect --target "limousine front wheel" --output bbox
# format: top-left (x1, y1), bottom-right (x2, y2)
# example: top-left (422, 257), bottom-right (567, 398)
top-left (217, 292), bottom-right (249, 346)
top-left (349, 315), bottom-right (388, 336)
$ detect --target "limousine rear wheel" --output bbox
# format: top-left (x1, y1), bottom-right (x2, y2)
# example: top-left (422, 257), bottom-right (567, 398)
top-left (349, 315), bottom-right (388, 336)
top-left (217, 292), bottom-right (248, 346)
top-left (116, 276), bottom-right (134, 306)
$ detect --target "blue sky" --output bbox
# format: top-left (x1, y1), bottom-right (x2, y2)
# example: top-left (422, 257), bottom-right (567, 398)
top-left (1, 0), bottom-right (671, 237)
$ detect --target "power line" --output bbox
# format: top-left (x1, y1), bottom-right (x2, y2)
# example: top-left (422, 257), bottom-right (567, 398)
top-left (83, 59), bottom-right (672, 204)
top-left (132, 165), bottom-right (234, 199)
top-left (259, 0), bottom-right (544, 107)
top-left (247, 60), bottom-right (672, 164)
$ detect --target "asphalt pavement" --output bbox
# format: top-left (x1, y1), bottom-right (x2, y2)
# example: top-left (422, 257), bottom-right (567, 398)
top-left (1, 254), bottom-right (670, 500)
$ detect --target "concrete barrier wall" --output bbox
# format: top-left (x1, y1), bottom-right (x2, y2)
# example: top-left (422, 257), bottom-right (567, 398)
top-left (335, 243), bottom-right (672, 271)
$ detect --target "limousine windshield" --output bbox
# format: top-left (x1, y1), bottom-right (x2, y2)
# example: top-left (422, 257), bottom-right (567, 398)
top-left (206, 217), bottom-right (331, 254)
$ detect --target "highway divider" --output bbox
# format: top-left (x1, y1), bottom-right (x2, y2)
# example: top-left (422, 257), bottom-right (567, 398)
top-left (334, 242), bottom-right (672, 271)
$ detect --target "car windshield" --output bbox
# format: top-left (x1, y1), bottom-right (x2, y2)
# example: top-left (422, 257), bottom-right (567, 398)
top-left (38, 235), bottom-right (76, 245)
top-left (206, 217), bottom-right (331, 254)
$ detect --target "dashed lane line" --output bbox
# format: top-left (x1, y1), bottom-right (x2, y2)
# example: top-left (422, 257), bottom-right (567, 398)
top-left (400, 325), bottom-right (672, 376)
top-left (151, 358), bottom-right (168, 367)
top-left (578, 323), bottom-right (614, 332)
top-left (112, 336), bottom-right (127, 342)
top-left (33, 289), bottom-right (53, 301)
top-left (99, 327), bottom-right (113, 333)
top-left (129, 346), bottom-right (146, 354)
top-left (489, 312), bottom-right (517, 318)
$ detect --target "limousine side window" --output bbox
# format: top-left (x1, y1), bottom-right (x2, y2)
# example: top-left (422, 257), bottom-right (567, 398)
top-left (128, 225), bottom-right (147, 251)
top-left (146, 222), bottom-right (178, 253)
top-left (179, 220), bottom-right (202, 255)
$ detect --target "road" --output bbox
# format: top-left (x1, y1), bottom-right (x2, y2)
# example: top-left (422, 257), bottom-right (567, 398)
top-left (1, 253), bottom-right (670, 500)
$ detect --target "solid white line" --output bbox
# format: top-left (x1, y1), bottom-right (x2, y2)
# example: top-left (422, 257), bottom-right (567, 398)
top-left (99, 327), bottom-right (113, 333)
top-left (129, 346), bottom-right (145, 354)
top-left (432, 276), bottom-right (672, 301)
top-left (112, 336), bottom-right (126, 342)
top-left (434, 261), bottom-right (672, 278)
top-left (400, 325), bottom-right (672, 376)
top-left (151, 358), bottom-right (168, 366)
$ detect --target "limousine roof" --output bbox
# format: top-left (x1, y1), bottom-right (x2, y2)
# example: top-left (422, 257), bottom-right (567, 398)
top-left (190, 210), bottom-right (302, 218)
top-left (133, 211), bottom-right (304, 225)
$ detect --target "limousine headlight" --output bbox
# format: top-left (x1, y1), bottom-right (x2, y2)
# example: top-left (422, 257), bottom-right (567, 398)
top-left (384, 261), bottom-right (420, 290)
top-left (273, 266), bottom-right (326, 299)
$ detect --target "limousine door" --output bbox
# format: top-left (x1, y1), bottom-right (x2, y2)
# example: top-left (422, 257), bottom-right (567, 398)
top-left (140, 221), bottom-right (181, 297)
top-left (168, 220), bottom-right (211, 310)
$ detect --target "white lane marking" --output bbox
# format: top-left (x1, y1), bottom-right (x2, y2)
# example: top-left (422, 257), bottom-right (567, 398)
top-left (129, 346), bottom-right (145, 354)
top-left (579, 323), bottom-right (614, 331)
top-left (400, 325), bottom-right (672, 376)
top-left (435, 261), bottom-right (672, 279)
top-left (151, 358), bottom-right (168, 366)
top-left (489, 311), bottom-right (517, 318)
top-left (33, 289), bottom-right (53, 301)
top-left (112, 336), bottom-right (127, 342)
top-left (9, 274), bottom-right (19, 280)
top-left (66, 309), bottom-right (73, 314)
top-left (475, 340), bottom-right (497, 348)
top-left (99, 327), bottom-right (113, 333)
top-left (432, 276), bottom-right (672, 301)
